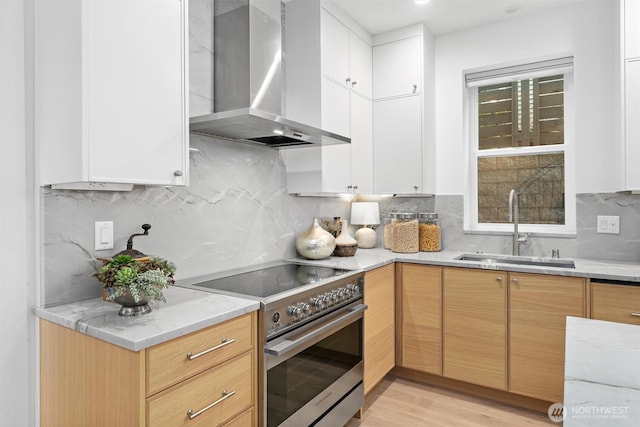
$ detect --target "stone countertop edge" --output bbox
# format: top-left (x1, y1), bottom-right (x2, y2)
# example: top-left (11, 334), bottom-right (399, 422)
top-left (288, 248), bottom-right (640, 283)
top-left (34, 286), bottom-right (260, 352)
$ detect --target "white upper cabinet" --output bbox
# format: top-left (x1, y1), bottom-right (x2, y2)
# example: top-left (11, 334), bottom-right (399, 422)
top-left (373, 94), bottom-right (423, 194)
top-left (283, 0), bottom-right (373, 194)
top-left (624, 59), bottom-right (640, 190)
top-left (372, 26), bottom-right (432, 195)
top-left (622, 0), bottom-right (640, 191)
top-left (349, 32), bottom-right (374, 99)
top-left (37, 0), bottom-right (189, 188)
top-left (321, 9), bottom-right (373, 99)
top-left (624, 0), bottom-right (640, 59)
top-left (350, 92), bottom-right (374, 193)
top-left (373, 35), bottom-right (423, 99)
top-left (321, 10), bottom-right (350, 85)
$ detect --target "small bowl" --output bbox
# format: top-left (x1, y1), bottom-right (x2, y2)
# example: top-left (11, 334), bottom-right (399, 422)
top-left (333, 244), bottom-right (358, 257)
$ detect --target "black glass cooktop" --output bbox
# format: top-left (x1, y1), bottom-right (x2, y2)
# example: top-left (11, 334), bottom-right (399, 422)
top-left (193, 263), bottom-right (351, 298)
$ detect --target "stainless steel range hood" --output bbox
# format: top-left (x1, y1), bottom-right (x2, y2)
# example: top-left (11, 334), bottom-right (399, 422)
top-left (189, 0), bottom-right (350, 148)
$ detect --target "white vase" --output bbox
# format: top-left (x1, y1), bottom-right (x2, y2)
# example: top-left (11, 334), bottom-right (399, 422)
top-left (295, 218), bottom-right (336, 260)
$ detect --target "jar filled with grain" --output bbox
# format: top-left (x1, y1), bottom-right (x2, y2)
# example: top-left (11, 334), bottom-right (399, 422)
top-left (383, 213), bottom-right (398, 250)
top-left (391, 213), bottom-right (419, 253)
top-left (418, 212), bottom-right (442, 252)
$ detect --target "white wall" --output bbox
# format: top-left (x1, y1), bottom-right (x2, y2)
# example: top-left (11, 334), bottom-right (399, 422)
top-left (0, 0), bottom-right (35, 425)
top-left (434, 0), bottom-right (619, 195)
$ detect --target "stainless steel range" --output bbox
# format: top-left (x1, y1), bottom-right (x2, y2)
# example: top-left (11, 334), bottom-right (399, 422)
top-left (180, 262), bottom-right (367, 427)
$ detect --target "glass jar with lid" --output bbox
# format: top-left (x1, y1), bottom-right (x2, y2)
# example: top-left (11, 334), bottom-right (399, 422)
top-left (383, 213), bottom-right (398, 250)
top-left (391, 213), bottom-right (419, 253)
top-left (418, 212), bottom-right (442, 252)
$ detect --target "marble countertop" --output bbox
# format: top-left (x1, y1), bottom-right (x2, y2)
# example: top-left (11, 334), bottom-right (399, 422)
top-left (36, 248), bottom-right (640, 352)
top-left (564, 317), bottom-right (640, 426)
top-left (287, 248), bottom-right (640, 283)
top-left (34, 286), bottom-right (260, 351)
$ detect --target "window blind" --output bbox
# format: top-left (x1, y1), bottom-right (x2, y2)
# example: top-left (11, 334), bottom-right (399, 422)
top-left (466, 56), bottom-right (574, 87)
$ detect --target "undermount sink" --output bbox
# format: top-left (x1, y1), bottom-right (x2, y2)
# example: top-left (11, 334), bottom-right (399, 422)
top-left (455, 253), bottom-right (575, 269)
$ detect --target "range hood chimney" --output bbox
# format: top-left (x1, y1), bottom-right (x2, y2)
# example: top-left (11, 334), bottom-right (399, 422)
top-left (190, 0), bottom-right (350, 148)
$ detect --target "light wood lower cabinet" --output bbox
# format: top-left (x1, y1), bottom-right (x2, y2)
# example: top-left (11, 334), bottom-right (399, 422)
top-left (591, 282), bottom-right (640, 325)
top-left (40, 312), bottom-right (257, 427)
top-left (364, 263), bottom-right (396, 395)
top-left (508, 273), bottom-right (586, 403)
top-left (442, 267), bottom-right (507, 390)
top-left (397, 263), bottom-right (442, 375)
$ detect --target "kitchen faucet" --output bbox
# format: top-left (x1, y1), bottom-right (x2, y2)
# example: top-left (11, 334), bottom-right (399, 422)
top-left (508, 189), bottom-right (528, 256)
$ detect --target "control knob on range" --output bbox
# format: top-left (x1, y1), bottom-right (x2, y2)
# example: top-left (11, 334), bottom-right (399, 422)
top-left (287, 305), bottom-right (303, 321)
top-left (329, 291), bottom-right (339, 305)
top-left (321, 294), bottom-right (332, 307)
top-left (310, 297), bottom-right (326, 311)
top-left (347, 283), bottom-right (360, 296)
top-left (300, 303), bottom-right (312, 316)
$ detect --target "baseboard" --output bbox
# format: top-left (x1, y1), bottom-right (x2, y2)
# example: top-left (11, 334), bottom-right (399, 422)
top-left (391, 366), bottom-right (553, 414)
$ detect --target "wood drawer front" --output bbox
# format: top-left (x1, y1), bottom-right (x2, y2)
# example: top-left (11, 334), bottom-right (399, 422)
top-left (222, 408), bottom-right (254, 427)
top-left (147, 351), bottom-right (254, 427)
top-left (147, 312), bottom-right (255, 396)
top-left (592, 283), bottom-right (640, 325)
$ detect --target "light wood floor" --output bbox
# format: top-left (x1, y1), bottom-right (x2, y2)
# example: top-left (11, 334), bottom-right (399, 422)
top-left (346, 375), bottom-right (555, 426)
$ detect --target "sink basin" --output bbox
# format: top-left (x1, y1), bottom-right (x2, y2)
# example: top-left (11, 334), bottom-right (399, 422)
top-left (455, 253), bottom-right (575, 269)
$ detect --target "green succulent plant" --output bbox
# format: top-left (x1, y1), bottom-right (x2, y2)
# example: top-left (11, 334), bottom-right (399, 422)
top-left (94, 254), bottom-right (176, 303)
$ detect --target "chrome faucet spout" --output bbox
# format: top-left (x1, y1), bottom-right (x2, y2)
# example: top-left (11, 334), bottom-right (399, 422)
top-left (509, 189), bottom-right (520, 256)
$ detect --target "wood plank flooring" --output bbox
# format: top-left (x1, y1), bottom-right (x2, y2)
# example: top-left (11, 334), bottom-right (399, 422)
top-left (346, 375), bottom-right (555, 426)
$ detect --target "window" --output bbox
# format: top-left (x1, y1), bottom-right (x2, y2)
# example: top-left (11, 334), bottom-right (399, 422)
top-left (464, 57), bottom-right (575, 235)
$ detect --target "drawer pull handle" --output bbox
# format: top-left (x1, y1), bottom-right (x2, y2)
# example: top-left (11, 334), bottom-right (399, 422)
top-left (187, 390), bottom-right (236, 419)
top-left (632, 312), bottom-right (640, 317)
top-left (186, 338), bottom-right (235, 360)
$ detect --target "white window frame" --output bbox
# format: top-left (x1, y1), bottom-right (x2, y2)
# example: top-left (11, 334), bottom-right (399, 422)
top-left (463, 56), bottom-right (576, 236)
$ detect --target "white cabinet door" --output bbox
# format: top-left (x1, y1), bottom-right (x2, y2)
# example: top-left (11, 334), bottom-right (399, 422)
top-left (322, 77), bottom-right (351, 138)
top-left (350, 34), bottom-right (373, 99)
top-left (321, 9), bottom-right (350, 85)
top-left (88, 0), bottom-right (187, 184)
top-left (373, 36), bottom-right (422, 99)
top-left (373, 94), bottom-right (423, 194)
top-left (625, 59), bottom-right (640, 190)
top-left (38, 0), bottom-right (188, 187)
top-left (625, 0), bottom-right (640, 59)
top-left (350, 92), bottom-right (374, 193)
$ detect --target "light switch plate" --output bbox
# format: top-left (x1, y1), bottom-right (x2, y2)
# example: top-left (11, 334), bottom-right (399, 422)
top-left (95, 221), bottom-right (114, 250)
top-left (596, 215), bottom-right (620, 234)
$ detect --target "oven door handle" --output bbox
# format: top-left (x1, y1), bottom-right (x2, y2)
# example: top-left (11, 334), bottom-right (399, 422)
top-left (264, 303), bottom-right (368, 358)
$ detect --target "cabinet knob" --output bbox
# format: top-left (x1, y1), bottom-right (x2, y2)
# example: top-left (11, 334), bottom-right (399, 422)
top-left (412, 84), bottom-right (417, 93)
top-left (496, 276), bottom-right (502, 282)
top-left (413, 185), bottom-right (419, 192)
top-left (346, 77), bottom-right (351, 85)
top-left (353, 185), bottom-right (358, 191)
top-left (351, 80), bottom-right (357, 87)
top-left (511, 278), bottom-right (519, 284)
top-left (173, 170), bottom-right (183, 177)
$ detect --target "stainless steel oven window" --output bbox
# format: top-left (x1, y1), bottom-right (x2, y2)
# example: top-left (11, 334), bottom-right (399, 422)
top-left (265, 302), bottom-right (365, 427)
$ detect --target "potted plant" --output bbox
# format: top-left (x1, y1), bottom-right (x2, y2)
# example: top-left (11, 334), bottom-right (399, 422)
top-left (94, 254), bottom-right (176, 317)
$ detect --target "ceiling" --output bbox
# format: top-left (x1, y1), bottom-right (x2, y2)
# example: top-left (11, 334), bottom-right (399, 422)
top-left (331, 0), bottom-right (595, 36)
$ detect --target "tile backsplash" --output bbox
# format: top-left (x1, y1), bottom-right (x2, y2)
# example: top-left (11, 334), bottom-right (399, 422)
top-left (42, 132), bottom-right (640, 306)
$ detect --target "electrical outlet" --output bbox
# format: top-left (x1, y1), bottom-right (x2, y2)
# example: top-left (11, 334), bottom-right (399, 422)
top-left (596, 215), bottom-right (620, 234)
top-left (95, 221), bottom-right (114, 250)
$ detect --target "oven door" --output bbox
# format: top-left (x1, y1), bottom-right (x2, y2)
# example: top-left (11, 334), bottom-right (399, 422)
top-left (264, 301), bottom-right (367, 427)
